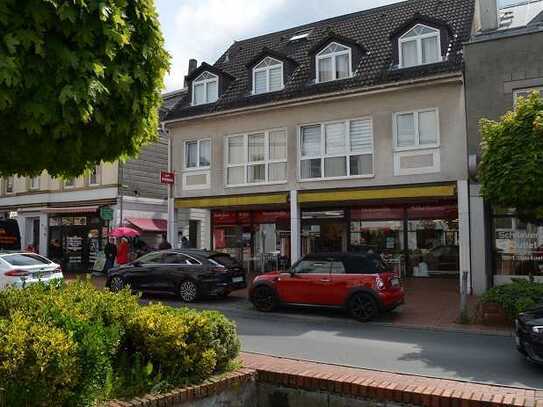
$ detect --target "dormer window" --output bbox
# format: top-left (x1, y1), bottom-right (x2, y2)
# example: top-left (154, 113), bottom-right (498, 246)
top-left (253, 57), bottom-right (284, 95)
top-left (399, 24), bottom-right (441, 68)
top-left (192, 71), bottom-right (218, 105)
top-left (316, 42), bottom-right (352, 83)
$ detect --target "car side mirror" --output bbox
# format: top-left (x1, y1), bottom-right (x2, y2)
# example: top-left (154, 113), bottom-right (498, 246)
top-left (289, 269), bottom-right (296, 277)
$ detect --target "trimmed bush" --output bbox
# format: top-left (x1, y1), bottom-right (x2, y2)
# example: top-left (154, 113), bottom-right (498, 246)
top-left (480, 279), bottom-right (543, 319)
top-left (0, 281), bottom-right (240, 406)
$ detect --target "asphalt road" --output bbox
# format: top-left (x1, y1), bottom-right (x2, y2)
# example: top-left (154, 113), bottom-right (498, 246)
top-left (145, 295), bottom-right (543, 389)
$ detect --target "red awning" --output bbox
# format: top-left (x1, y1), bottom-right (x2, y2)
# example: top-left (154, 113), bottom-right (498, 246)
top-left (126, 218), bottom-right (167, 232)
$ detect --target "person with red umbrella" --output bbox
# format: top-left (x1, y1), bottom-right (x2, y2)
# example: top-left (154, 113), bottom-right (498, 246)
top-left (116, 237), bottom-right (130, 265)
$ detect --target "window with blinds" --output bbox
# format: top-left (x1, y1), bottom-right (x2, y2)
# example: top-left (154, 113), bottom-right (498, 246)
top-left (252, 57), bottom-right (284, 95)
top-left (226, 129), bottom-right (288, 186)
top-left (300, 118), bottom-right (373, 180)
top-left (393, 109), bottom-right (439, 149)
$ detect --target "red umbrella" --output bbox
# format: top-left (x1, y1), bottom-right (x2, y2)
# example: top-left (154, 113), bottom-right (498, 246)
top-left (109, 227), bottom-right (140, 238)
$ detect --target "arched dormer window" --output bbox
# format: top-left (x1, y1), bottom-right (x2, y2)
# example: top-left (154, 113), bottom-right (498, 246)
top-left (253, 57), bottom-right (284, 95)
top-left (316, 42), bottom-right (352, 83)
top-left (399, 24), bottom-right (441, 68)
top-left (192, 71), bottom-right (218, 105)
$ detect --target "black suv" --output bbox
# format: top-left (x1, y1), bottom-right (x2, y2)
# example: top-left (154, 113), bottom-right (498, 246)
top-left (515, 305), bottom-right (543, 365)
top-left (106, 249), bottom-right (246, 302)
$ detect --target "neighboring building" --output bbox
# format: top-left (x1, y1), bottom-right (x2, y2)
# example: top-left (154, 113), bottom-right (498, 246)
top-left (0, 92), bottom-right (180, 271)
top-left (465, 0), bottom-right (543, 293)
top-left (164, 0), bottom-right (475, 292)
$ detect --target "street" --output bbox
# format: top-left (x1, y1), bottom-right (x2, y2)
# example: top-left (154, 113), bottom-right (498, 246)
top-left (147, 294), bottom-right (543, 390)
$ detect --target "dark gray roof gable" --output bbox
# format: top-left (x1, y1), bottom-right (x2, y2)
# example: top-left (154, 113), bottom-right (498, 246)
top-left (165, 0), bottom-right (474, 122)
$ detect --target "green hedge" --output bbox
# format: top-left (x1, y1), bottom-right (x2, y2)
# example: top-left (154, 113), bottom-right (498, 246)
top-left (481, 279), bottom-right (543, 319)
top-left (0, 281), bottom-right (240, 406)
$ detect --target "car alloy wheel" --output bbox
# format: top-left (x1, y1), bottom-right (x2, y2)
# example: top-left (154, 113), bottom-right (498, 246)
top-left (109, 276), bottom-right (125, 292)
top-left (349, 293), bottom-right (378, 322)
top-left (253, 286), bottom-right (276, 312)
top-left (179, 280), bottom-right (198, 302)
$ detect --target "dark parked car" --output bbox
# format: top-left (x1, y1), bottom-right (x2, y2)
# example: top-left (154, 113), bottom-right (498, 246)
top-left (106, 249), bottom-right (246, 302)
top-left (516, 305), bottom-right (543, 365)
top-left (249, 252), bottom-right (405, 322)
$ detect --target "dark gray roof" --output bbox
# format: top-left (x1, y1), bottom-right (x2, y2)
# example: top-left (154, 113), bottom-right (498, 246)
top-left (160, 89), bottom-right (187, 120)
top-left (166, 0), bottom-right (474, 122)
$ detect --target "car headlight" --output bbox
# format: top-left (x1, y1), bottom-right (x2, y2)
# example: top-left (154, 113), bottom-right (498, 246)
top-left (532, 326), bottom-right (543, 334)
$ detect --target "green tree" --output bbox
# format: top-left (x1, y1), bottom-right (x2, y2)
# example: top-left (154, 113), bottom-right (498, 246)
top-left (479, 91), bottom-right (543, 217)
top-left (0, 0), bottom-right (170, 177)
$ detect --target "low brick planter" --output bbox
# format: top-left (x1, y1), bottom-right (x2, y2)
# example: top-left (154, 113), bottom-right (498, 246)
top-left (479, 302), bottom-right (511, 326)
top-left (107, 353), bottom-right (542, 407)
top-left (107, 369), bottom-right (256, 407)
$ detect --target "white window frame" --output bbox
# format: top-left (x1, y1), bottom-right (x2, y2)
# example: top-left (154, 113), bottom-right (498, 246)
top-left (184, 139), bottom-right (211, 170)
top-left (298, 117), bottom-right (374, 182)
top-left (224, 128), bottom-right (288, 187)
top-left (316, 42), bottom-right (353, 83)
top-left (88, 165), bottom-right (100, 186)
top-left (393, 108), bottom-right (440, 152)
top-left (252, 57), bottom-right (284, 95)
top-left (513, 87), bottom-right (543, 104)
top-left (191, 72), bottom-right (219, 106)
top-left (30, 176), bottom-right (40, 190)
top-left (398, 24), bottom-right (442, 68)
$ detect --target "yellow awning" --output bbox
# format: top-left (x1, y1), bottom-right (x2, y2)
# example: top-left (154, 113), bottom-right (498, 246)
top-left (175, 192), bottom-right (288, 209)
top-left (298, 184), bottom-right (456, 204)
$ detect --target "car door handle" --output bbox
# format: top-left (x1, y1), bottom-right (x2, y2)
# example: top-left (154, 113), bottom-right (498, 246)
top-left (320, 279), bottom-right (331, 283)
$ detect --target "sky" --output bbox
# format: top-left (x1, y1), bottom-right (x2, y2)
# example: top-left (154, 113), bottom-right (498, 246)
top-left (156, 0), bottom-right (525, 91)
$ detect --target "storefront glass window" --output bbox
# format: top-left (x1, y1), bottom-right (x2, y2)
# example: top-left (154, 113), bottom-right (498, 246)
top-left (493, 211), bottom-right (543, 278)
top-left (406, 205), bottom-right (458, 277)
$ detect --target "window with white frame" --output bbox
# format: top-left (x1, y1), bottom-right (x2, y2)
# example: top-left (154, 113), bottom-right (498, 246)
top-left (88, 165), bottom-right (100, 185)
top-left (226, 129), bottom-right (287, 186)
top-left (299, 118), bottom-right (373, 180)
top-left (5, 176), bottom-right (14, 193)
top-left (192, 72), bottom-right (218, 105)
top-left (513, 87), bottom-right (543, 104)
top-left (185, 139), bottom-right (211, 169)
top-left (399, 24), bottom-right (441, 68)
top-left (394, 109), bottom-right (439, 150)
top-left (30, 176), bottom-right (40, 190)
top-left (316, 42), bottom-right (352, 83)
top-left (253, 57), bottom-right (284, 94)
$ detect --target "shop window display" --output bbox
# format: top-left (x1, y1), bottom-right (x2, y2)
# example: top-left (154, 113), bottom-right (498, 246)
top-left (493, 209), bottom-right (543, 278)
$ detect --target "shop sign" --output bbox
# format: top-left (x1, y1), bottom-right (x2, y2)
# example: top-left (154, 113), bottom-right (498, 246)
top-left (213, 229), bottom-right (226, 249)
top-left (160, 171), bottom-right (175, 184)
top-left (49, 217), bottom-right (61, 226)
top-left (253, 210), bottom-right (289, 224)
top-left (213, 210), bottom-right (289, 225)
top-left (100, 207), bottom-right (113, 221)
top-left (73, 217), bottom-right (87, 226)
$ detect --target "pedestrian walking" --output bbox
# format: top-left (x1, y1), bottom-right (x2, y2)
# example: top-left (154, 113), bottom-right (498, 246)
top-left (104, 238), bottom-right (117, 272)
top-left (158, 235), bottom-right (172, 250)
top-left (116, 237), bottom-right (129, 265)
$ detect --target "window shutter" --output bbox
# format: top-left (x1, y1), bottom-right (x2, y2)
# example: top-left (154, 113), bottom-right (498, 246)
top-left (269, 66), bottom-right (282, 91)
top-left (301, 125), bottom-right (321, 157)
top-left (350, 119), bottom-right (373, 153)
top-left (325, 122), bottom-right (346, 155)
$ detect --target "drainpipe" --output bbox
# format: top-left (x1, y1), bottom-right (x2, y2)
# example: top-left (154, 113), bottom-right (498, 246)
top-left (163, 123), bottom-right (175, 246)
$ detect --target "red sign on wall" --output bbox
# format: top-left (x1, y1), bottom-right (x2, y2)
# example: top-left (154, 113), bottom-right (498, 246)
top-left (160, 171), bottom-right (175, 184)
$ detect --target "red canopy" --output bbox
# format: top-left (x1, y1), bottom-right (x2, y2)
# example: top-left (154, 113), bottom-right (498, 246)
top-left (109, 227), bottom-right (140, 238)
top-left (126, 218), bottom-right (167, 232)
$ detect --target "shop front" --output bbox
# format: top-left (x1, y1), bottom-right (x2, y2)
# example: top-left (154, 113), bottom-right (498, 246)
top-left (212, 210), bottom-right (291, 273)
top-left (299, 204), bottom-right (459, 278)
top-left (47, 208), bottom-right (109, 273)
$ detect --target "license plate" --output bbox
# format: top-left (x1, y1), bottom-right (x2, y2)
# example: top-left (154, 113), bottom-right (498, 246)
top-left (232, 276), bottom-right (244, 283)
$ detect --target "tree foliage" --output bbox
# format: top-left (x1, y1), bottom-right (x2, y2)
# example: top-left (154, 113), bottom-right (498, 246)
top-left (479, 92), bottom-right (543, 214)
top-left (0, 0), bottom-right (170, 177)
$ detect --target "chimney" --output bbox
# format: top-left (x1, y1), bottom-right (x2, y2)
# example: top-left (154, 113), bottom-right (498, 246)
top-left (183, 59), bottom-right (198, 88)
top-left (475, 0), bottom-right (498, 32)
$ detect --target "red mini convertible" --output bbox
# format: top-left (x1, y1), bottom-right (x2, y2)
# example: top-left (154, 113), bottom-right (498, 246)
top-left (250, 252), bottom-right (404, 322)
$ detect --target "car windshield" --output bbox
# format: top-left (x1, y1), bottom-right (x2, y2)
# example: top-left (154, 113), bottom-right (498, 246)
top-left (2, 253), bottom-right (51, 266)
top-left (208, 254), bottom-right (239, 267)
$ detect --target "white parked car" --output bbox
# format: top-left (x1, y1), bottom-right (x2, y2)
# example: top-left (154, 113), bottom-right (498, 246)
top-left (0, 252), bottom-right (63, 290)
